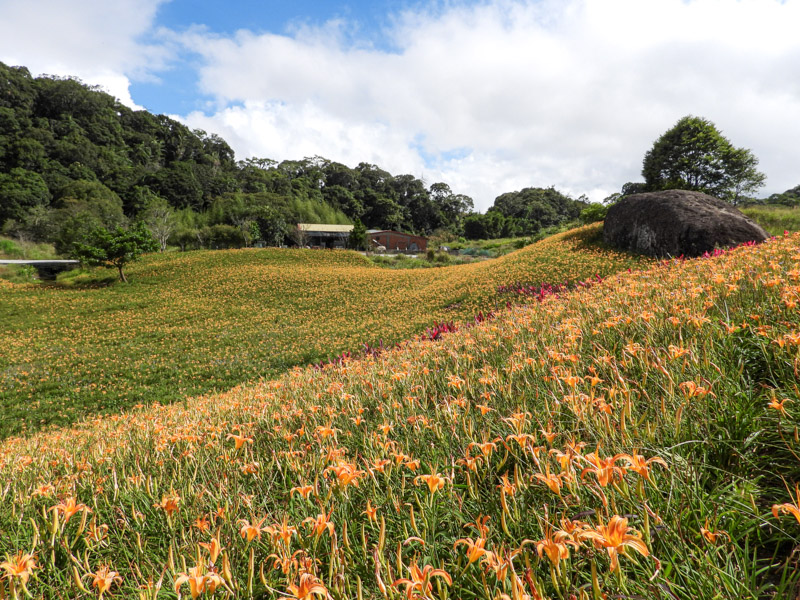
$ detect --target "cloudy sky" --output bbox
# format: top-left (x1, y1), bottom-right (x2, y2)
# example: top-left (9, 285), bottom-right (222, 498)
top-left (1, 0), bottom-right (798, 210)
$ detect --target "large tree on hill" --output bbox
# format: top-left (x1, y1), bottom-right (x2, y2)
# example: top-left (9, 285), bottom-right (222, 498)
top-left (642, 116), bottom-right (765, 205)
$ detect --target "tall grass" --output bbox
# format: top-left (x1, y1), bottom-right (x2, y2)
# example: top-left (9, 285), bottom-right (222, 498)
top-left (741, 204), bottom-right (800, 235)
top-left (0, 236), bottom-right (58, 260)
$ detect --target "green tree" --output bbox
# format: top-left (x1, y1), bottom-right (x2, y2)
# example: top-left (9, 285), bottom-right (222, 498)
top-left (140, 196), bottom-right (176, 252)
top-left (580, 202), bottom-right (608, 224)
top-left (71, 222), bottom-right (158, 282)
top-left (348, 218), bottom-right (367, 250)
top-left (0, 168), bottom-right (50, 224)
top-left (642, 116), bottom-right (766, 204)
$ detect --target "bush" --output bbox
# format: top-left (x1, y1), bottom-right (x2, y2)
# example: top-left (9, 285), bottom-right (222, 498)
top-left (0, 236), bottom-right (58, 259)
top-left (433, 252), bottom-right (452, 264)
top-left (0, 238), bottom-right (21, 258)
top-left (0, 264), bottom-right (38, 283)
top-left (580, 202), bottom-right (608, 224)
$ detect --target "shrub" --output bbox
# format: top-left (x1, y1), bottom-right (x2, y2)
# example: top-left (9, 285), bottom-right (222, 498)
top-left (580, 202), bottom-right (608, 224)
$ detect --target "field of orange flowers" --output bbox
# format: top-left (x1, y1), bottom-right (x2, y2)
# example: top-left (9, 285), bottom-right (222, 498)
top-left (0, 225), bottom-right (641, 438)
top-left (0, 229), bottom-right (799, 598)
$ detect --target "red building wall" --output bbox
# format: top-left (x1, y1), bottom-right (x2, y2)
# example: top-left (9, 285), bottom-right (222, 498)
top-left (370, 231), bottom-right (427, 251)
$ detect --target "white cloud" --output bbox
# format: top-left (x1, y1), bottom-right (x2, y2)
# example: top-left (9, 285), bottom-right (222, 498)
top-left (1, 0), bottom-right (798, 208)
top-left (0, 0), bottom-right (171, 108)
top-left (179, 0), bottom-right (800, 209)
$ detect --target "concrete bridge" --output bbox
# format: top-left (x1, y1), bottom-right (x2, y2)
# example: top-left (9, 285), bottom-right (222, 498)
top-left (0, 260), bottom-right (80, 280)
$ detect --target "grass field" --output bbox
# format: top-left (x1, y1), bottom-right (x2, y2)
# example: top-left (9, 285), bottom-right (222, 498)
top-left (0, 225), bottom-right (643, 438)
top-left (741, 204), bottom-right (800, 235)
top-left (0, 231), bottom-right (798, 599)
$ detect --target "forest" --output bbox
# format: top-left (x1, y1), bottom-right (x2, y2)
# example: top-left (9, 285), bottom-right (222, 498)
top-left (0, 61), bottom-right (589, 254)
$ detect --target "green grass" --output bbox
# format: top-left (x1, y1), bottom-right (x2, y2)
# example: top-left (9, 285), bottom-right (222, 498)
top-left (741, 204), bottom-right (800, 235)
top-left (0, 225), bottom-right (643, 439)
top-left (368, 250), bottom-right (482, 269)
top-left (0, 236), bottom-right (58, 260)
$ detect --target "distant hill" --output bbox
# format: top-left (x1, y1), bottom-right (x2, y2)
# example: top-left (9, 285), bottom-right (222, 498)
top-left (464, 186), bottom-right (589, 239)
top-left (763, 184), bottom-right (800, 206)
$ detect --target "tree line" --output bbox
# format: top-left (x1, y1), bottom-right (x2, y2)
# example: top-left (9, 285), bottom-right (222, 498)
top-left (0, 61), bottom-right (595, 255)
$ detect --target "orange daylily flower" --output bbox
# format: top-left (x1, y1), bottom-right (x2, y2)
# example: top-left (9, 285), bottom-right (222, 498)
top-left (534, 467), bottom-right (563, 497)
top-left (363, 500), bottom-right (378, 522)
top-left (464, 514), bottom-right (491, 537)
top-left (286, 573), bottom-right (328, 600)
top-left (617, 451), bottom-right (668, 482)
top-left (199, 536), bottom-right (222, 564)
top-left (265, 515), bottom-right (298, 547)
top-left (226, 433), bottom-right (253, 450)
top-left (370, 459), bottom-right (391, 473)
top-left (290, 484), bottom-right (315, 500)
top-left (303, 512), bottom-right (335, 539)
top-left (326, 462), bottom-right (364, 489)
top-left (0, 551), bottom-right (37, 586)
top-left (468, 441), bottom-right (497, 458)
top-left (581, 451), bottom-right (625, 487)
top-left (193, 515), bottom-right (211, 532)
top-left (414, 472), bottom-right (448, 494)
top-left (699, 520), bottom-right (730, 545)
top-left (51, 496), bottom-right (91, 524)
top-left (238, 516), bottom-right (268, 542)
top-left (393, 563), bottom-right (453, 600)
top-left (767, 397), bottom-right (790, 417)
top-left (540, 424), bottom-right (557, 444)
top-left (454, 537), bottom-right (491, 565)
top-left (174, 564), bottom-right (224, 599)
top-left (533, 527), bottom-right (577, 573)
top-left (497, 473), bottom-right (517, 497)
top-left (772, 483), bottom-right (800, 525)
top-left (580, 515), bottom-right (649, 572)
top-left (154, 492), bottom-right (180, 517)
top-left (88, 565), bottom-right (122, 598)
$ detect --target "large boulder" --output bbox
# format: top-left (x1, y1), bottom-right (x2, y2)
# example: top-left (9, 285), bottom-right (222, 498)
top-left (603, 190), bottom-right (768, 257)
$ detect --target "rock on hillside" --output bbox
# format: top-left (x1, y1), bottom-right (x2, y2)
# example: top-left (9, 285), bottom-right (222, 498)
top-left (603, 190), bottom-right (769, 257)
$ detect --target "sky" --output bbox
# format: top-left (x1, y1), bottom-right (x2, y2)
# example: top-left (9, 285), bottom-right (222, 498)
top-left (0, 0), bottom-right (798, 211)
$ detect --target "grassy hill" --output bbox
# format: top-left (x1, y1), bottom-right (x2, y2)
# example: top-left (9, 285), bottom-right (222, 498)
top-left (0, 224), bottom-right (642, 438)
top-left (0, 231), bottom-right (798, 599)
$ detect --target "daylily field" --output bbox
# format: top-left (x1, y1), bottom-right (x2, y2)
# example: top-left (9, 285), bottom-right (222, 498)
top-left (0, 226), bottom-right (639, 438)
top-left (1, 225), bottom-right (800, 599)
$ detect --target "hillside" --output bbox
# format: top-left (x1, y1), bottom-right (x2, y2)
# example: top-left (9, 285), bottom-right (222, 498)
top-left (1, 61), bottom-right (594, 254)
top-left (0, 225), bottom-right (643, 437)
top-left (0, 232), bottom-right (798, 599)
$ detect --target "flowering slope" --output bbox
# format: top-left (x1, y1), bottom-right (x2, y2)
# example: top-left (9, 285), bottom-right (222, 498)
top-left (0, 225), bottom-right (640, 437)
top-left (2, 233), bottom-right (800, 599)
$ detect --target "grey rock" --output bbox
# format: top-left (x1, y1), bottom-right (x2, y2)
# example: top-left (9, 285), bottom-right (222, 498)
top-left (603, 190), bottom-right (768, 257)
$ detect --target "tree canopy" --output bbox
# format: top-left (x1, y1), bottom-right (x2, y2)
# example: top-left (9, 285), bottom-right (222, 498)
top-left (0, 61), bottom-right (479, 251)
top-left (0, 59), bottom-right (598, 250)
top-left (462, 187), bottom-right (587, 240)
top-left (642, 116), bottom-right (765, 204)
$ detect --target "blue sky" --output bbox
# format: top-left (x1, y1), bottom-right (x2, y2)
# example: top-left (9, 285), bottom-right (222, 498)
top-left (131, 0), bottom-right (419, 115)
top-left (1, 0), bottom-right (799, 209)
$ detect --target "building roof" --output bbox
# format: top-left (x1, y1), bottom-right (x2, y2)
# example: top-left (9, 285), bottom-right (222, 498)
top-left (298, 223), bottom-right (354, 233)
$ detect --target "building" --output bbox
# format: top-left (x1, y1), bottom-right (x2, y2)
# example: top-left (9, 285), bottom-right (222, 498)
top-left (297, 223), bottom-right (353, 249)
top-left (368, 230), bottom-right (428, 252)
